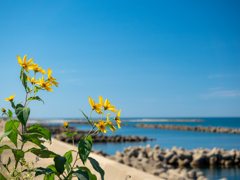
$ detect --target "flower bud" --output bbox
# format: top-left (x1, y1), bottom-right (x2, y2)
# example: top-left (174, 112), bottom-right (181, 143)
top-left (63, 121), bottom-right (68, 128)
top-left (1, 108), bottom-right (6, 113)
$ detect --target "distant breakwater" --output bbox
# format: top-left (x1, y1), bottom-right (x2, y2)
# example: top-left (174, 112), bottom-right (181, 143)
top-left (54, 133), bottom-right (155, 143)
top-left (134, 123), bottom-right (240, 134)
top-left (25, 124), bottom-right (155, 143)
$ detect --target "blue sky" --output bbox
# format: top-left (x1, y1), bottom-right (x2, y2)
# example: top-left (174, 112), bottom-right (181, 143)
top-left (0, 0), bottom-right (240, 118)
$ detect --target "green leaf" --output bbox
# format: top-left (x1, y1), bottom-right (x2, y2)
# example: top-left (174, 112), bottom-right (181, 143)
top-left (0, 173), bottom-right (7, 180)
top-left (54, 156), bottom-right (66, 174)
top-left (88, 157), bottom-right (105, 180)
top-left (7, 109), bottom-right (13, 119)
top-left (28, 148), bottom-right (58, 158)
top-left (23, 133), bottom-right (46, 148)
top-left (26, 87), bottom-right (31, 93)
top-left (44, 173), bottom-right (55, 180)
top-left (64, 150), bottom-right (76, 164)
top-left (35, 167), bottom-right (55, 177)
top-left (72, 132), bottom-right (78, 136)
top-left (20, 68), bottom-right (28, 92)
top-left (33, 86), bottom-right (42, 93)
top-left (0, 130), bottom-right (12, 142)
top-left (16, 103), bottom-right (24, 109)
top-left (12, 149), bottom-right (24, 168)
top-left (27, 96), bottom-right (44, 104)
top-left (78, 136), bottom-right (92, 165)
top-left (45, 165), bottom-right (60, 176)
top-left (79, 109), bottom-right (92, 126)
top-left (5, 120), bottom-right (20, 147)
top-left (16, 106), bottom-right (30, 126)
top-left (27, 124), bottom-right (51, 141)
top-left (2, 157), bottom-right (11, 173)
top-left (10, 101), bottom-right (16, 109)
top-left (64, 132), bottom-right (72, 137)
top-left (0, 145), bottom-right (11, 154)
top-left (72, 170), bottom-right (89, 180)
top-left (7, 157), bottom-right (11, 165)
top-left (77, 166), bottom-right (97, 180)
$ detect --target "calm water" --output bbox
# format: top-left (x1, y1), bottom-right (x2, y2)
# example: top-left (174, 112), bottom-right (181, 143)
top-left (47, 117), bottom-right (240, 180)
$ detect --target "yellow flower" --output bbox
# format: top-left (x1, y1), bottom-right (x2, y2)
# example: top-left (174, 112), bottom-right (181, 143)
top-left (17, 55), bottom-right (37, 73)
top-left (107, 113), bottom-right (116, 133)
top-left (1, 108), bottom-right (6, 113)
top-left (31, 63), bottom-right (47, 74)
top-left (114, 109), bottom-right (121, 129)
top-left (89, 96), bottom-right (102, 114)
top-left (47, 68), bottom-right (59, 87)
top-left (63, 121), bottom-right (68, 128)
top-left (5, 94), bottom-right (15, 101)
top-left (27, 76), bottom-right (37, 84)
top-left (99, 96), bottom-right (118, 113)
top-left (94, 120), bottom-right (108, 133)
top-left (36, 76), bottom-right (53, 92)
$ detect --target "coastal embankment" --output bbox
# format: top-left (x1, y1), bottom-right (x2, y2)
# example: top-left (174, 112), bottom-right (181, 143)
top-left (110, 145), bottom-right (240, 168)
top-left (25, 124), bottom-right (155, 143)
top-left (135, 123), bottom-right (240, 134)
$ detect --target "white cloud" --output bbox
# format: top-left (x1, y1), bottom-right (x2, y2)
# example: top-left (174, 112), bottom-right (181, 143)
top-left (200, 90), bottom-right (240, 99)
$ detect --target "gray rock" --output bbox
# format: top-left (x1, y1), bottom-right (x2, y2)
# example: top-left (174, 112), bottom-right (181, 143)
top-left (168, 155), bottom-right (178, 164)
top-left (159, 172), bottom-right (168, 179)
top-left (178, 158), bottom-right (190, 167)
top-left (187, 169), bottom-right (197, 179)
top-left (164, 152), bottom-right (175, 163)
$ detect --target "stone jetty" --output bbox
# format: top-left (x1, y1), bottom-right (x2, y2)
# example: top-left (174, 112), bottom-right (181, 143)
top-left (111, 145), bottom-right (240, 168)
top-left (26, 124), bottom-right (155, 143)
top-left (107, 145), bottom-right (236, 180)
top-left (135, 123), bottom-right (240, 134)
top-left (54, 133), bottom-right (155, 143)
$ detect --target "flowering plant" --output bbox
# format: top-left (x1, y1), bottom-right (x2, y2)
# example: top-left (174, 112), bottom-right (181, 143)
top-left (0, 55), bottom-right (122, 180)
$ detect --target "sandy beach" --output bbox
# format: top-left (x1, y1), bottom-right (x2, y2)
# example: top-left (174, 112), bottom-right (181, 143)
top-left (0, 120), bottom-right (161, 180)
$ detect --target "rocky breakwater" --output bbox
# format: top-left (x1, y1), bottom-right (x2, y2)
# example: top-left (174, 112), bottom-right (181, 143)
top-left (26, 124), bottom-right (87, 134)
top-left (109, 145), bottom-right (231, 180)
top-left (135, 123), bottom-right (240, 134)
top-left (54, 133), bottom-right (155, 143)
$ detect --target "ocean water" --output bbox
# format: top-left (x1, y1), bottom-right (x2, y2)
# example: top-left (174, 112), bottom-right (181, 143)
top-left (45, 117), bottom-right (240, 180)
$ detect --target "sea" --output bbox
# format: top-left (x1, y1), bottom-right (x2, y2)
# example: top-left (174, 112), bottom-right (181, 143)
top-left (35, 117), bottom-right (240, 180)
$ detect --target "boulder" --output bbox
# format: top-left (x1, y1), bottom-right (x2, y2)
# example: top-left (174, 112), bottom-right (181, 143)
top-left (178, 158), bottom-right (190, 167)
top-left (187, 169), bottom-right (197, 179)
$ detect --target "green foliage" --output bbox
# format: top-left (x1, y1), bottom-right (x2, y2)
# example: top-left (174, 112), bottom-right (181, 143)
top-left (23, 133), bottom-right (46, 149)
top-left (79, 109), bottom-right (93, 126)
top-left (0, 130), bottom-right (12, 142)
top-left (27, 124), bottom-right (51, 141)
top-left (20, 68), bottom-right (28, 92)
top-left (35, 167), bottom-right (55, 177)
top-left (72, 170), bottom-right (89, 180)
top-left (15, 106), bottom-right (30, 126)
top-left (88, 157), bottom-right (105, 180)
top-left (8, 109), bottom-right (13, 119)
top-left (78, 136), bottom-right (92, 165)
top-left (1, 60), bottom-right (111, 180)
top-left (0, 173), bottom-right (7, 180)
top-left (54, 156), bottom-right (67, 174)
top-left (0, 145), bottom-right (11, 153)
top-left (77, 167), bottom-right (97, 180)
top-left (27, 96), bottom-right (44, 104)
top-left (27, 148), bottom-right (58, 158)
top-left (2, 157), bottom-right (11, 173)
top-left (12, 149), bottom-right (24, 168)
top-left (5, 120), bottom-right (20, 147)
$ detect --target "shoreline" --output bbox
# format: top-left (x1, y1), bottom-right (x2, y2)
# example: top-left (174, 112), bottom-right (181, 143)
top-left (135, 123), bottom-right (240, 134)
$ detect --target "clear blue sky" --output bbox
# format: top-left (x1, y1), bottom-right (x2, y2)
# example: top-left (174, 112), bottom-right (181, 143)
top-left (0, 0), bottom-right (240, 118)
